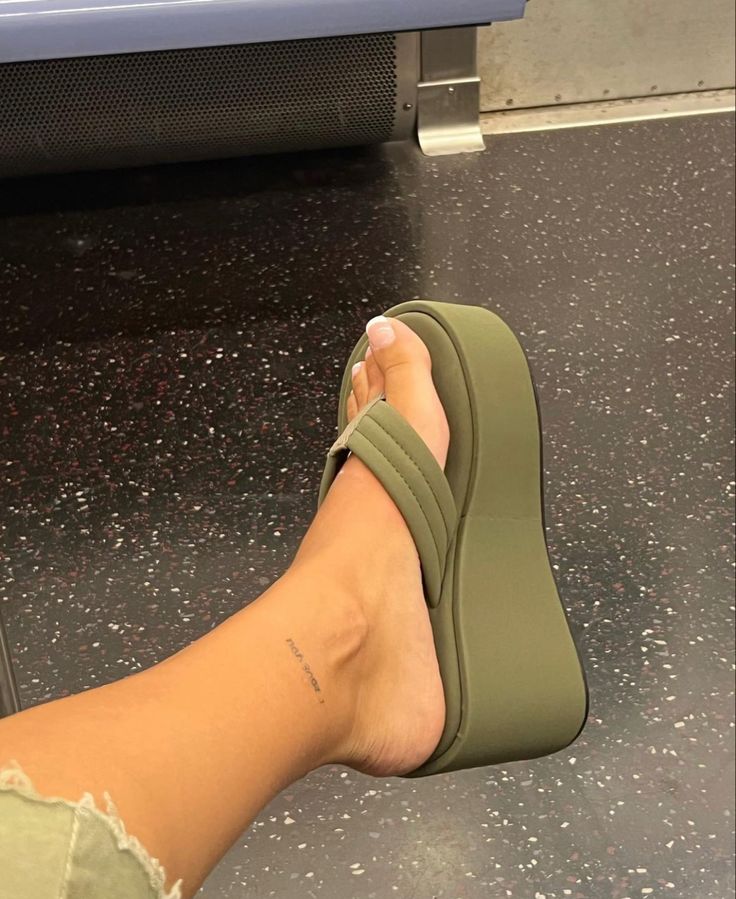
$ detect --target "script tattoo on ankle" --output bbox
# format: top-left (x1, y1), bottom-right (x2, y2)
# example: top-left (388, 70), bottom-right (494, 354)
top-left (285, 638), bottom-right (325, 704)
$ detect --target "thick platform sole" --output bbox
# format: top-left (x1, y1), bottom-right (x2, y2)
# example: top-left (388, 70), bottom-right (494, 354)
top-left (337, 300), bottom-right (588, 775)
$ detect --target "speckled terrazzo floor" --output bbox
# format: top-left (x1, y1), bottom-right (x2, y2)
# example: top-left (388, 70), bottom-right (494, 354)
top-left (1, 112), bottom-right (734, 899)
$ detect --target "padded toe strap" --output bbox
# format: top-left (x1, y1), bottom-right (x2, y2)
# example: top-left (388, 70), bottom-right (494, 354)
top-left (318, 397), bottom-right (457, 607)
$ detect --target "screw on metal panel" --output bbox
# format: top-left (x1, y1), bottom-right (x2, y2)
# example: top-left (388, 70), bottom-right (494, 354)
top-left (403, 103), bottom-right (413, 110)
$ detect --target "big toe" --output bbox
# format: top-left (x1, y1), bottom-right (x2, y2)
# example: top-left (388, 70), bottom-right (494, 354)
top-left (365, 315), bottom-right (449, 468)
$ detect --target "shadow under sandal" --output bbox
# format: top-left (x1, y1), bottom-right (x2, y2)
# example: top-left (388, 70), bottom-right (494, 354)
top-left (319, 300), bottom-right (588, 777)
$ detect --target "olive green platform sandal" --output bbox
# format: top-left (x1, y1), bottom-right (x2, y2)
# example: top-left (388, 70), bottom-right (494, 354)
top-left (318, 300), bottom-right (588, 776)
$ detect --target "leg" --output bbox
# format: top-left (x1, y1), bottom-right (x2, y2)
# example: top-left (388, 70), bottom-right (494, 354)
top-left (0, 317), bottom-right (448, 898)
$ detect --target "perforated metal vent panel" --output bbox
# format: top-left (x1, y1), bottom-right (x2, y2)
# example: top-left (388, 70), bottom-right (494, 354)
top-left (0, 33), bottom-right (416, 177)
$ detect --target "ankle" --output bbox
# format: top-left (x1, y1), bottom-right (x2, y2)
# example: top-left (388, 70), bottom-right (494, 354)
top-left (277, 560), bottom-right (370, 736)
top-left (229, 564), bottom-right (368, 769)
top-left (283, 558), bottom-right (369, 658)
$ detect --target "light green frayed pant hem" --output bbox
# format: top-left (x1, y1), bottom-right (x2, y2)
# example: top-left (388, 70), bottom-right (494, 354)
top-left (0, 765), bottom-right (182, 899)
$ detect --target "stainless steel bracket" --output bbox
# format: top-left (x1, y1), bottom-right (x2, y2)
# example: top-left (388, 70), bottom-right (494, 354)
top-left (0, 613), bottom-right (20, 718)
top-left (417, 27), bottom-right (485, 156)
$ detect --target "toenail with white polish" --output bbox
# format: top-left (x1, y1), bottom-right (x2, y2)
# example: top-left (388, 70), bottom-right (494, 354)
top-left (352, 362), bottom-right (363, 377)
top-left (366, 316), bottom-right (395, 349)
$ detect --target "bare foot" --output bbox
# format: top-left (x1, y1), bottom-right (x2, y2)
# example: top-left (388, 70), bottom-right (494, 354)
top-left (294, 316), bottom-right (450, 776)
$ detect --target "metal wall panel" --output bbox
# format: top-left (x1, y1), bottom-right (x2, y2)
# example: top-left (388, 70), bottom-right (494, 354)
top-left (479, 0), bottom-right (736, 111)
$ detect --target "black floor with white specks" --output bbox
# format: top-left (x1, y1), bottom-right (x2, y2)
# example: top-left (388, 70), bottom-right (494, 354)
top-left (1, 114), bottom-right (734, 899)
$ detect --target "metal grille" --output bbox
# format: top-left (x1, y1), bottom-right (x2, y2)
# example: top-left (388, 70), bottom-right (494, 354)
top-left (0, 33), bottom-right (400, 177)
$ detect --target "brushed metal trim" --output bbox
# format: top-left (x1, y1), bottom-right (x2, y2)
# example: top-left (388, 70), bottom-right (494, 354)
top-left (392, 31), bottom-right (420, 142)
top-left (481, 89), bottom-right (735, 134)
top-left (418, 27), bottom-right (485, 156)
top-left (0, 614), bottom-right (20, 718)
